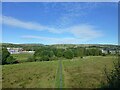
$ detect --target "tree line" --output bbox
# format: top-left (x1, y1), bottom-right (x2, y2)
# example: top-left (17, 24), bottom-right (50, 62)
top-left (29, 47), bottom-right (103, 62)
top-left (1, 46), bottom-right (104, 64)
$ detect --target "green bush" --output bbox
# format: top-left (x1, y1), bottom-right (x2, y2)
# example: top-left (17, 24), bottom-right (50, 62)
top-left (49, 56), bottom-right (58, 61)
top-left (64, 50), bottom-right (74, 59)
top-left (40, 56), bottom-right (49, 61)
top-left (102, 53), bottom-right (106, 56)
top-left (6, 56), bottom-right (15, 64)
top-left (2, 48), bottom-right (10, 65)
top-left (27, 57), bottom-right (35, 62)
top-left (103, 59), bottom-right (120, 88)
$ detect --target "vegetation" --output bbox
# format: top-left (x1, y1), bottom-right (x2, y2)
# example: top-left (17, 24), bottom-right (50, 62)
top-left (103, 56), bottom-right (120, 88)
top-left (1, 43), bottom-right (120, 88)
top-left (2, 61), bottom-right (58, 88)
top-left (33, 46), bottom-right (104, 62)
top-left (64, 50), bottom-right (74, 59)
top-left (63, 56), bottom-right (117, 88)
top-left (26, 56), bottom-right (35, 62)
top-left (2, 48), bottom-right (15, 65)
top-left (6, 56), bottom-right (16, 64)
top-left (11, 53), bottom-right (33, 62)
top-left (2, 56), bottom-right (117, 88)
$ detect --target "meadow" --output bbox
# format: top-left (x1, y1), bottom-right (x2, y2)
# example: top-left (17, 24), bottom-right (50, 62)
top-left (62, 56), bottom-right (117, 88)
top-left (2, 56), bottom-right (117, 88)
top-left (2, 61), bottom-right (58, 88)
top-left (11, 53), bottom-right (33, 62)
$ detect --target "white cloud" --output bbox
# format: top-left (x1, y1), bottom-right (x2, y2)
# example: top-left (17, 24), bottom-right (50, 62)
top-left (2, 16), bottom-right (63, 34)
top-left (21, 35), bottom-right (89, 44)
top-left (69, 24), bottom-right (103, 39)
top-left (3, 16), bottom-right (45, 30)
top-left (3, 15), bottom-right (103, 43)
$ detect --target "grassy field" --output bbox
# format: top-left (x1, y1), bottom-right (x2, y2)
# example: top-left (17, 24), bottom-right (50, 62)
top-left (2, 56), bottom-right (117, 88)
top-left (62, 56), bottom-right (117, 88)
top-left (11, 53), bottom-right (33, 62)
top-left (2, 61), bottom-right (58, 88)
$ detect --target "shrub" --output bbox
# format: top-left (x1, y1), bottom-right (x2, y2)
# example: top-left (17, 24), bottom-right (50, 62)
top-left (49, 56), bottom-right (58, 61)
top-left (27, 57), bottom-right (35, 62)
top-left (81, 56), bottom-right (83, 58)
top-left (13, 60), bottom-right (19, 64)
top-left (64, 50), bottom-right (74, 59)
top-left (2, 48), bottom-right (10, 65)
top-left (6, 56), bottom-right (16, 64)
top-left (40, 56), bottom-right (49, 61)
top-left (103, 59), bottom-right (120, 88)
top-left (102, 53), bottom-right (106, 56)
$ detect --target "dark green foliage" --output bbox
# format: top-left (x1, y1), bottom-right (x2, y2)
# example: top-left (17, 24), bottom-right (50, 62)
top-left (34, 47), bottom-right (55, 61)
top-left (71, 49), bottom-right (78, 57)
top-left (2, 48), bottom-right (10, 65)
top-left (40, 56), bottom-right (49, 61)
top-left (40, 50), bottom-right (54, 58)
top-left (6, 56), bottom-right (15, 64)
top-left (64, 50), bottom-right (74, 59)
top-left (56, 49), bottom-right (64, 57)
top-left (2, 48), bottom-right (16, 64)
top-left (103, 59), bottom-right (120, 88)
top-left (34, 46), bottom-right (105, 61)
top-left (102, 53), bottom-right (106, 56)
top-left (85, 48), bottom-right (102, 56)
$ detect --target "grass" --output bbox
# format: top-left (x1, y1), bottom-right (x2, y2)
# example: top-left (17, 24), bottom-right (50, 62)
top-left (55, 60), bottom-right (64, 88)
top-left (11, 53), bottom-right (33, 62)
top-left (2, 56), bottom-right (117, 88)
top-left (2, 61), bottom-right (58, 88)
top-left (62, 56), bottom-right (117, 88)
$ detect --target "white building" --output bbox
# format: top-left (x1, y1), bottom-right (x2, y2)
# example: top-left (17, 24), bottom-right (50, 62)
top-left (101, 49), bottom-right (108, 54)
top-left (101, 48), bottom-right (117, 55)
top-left (7, 47), bottom-right (23, 54)
top-left (7, 47), bottom-right (35, 54)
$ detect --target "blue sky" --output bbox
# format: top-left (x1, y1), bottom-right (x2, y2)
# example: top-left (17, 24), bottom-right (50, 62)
top-left (2, 2), bottom-right (118, 45)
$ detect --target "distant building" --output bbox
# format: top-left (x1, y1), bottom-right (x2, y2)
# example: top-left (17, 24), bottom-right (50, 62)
top-left (22, 51), bottom-right (35, 54)
top-left (7, 47), bottom-right (23, 54)
top-left (109, 49), bottom-right (116, 54)
top-left (7, 47), bottom-right (35, 54)
top-left (101, 49), bottom-right (109, 54)
top-left (101, 48), bottom-right (117, 55)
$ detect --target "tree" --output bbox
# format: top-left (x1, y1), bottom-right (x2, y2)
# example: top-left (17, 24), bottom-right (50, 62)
top-left (57, 51), bottom-right (63, 57)
top-left (40, 50), bottom-right (54, 57)
top-left (40, 56), bottom-right (49, 61)
top-left (71, 49), bottom-right (78, 57)
top-left (64, 50), bottom-right (74, 59)
top-left (56, 49), bottom-right (64, 57)
top-left (6, 56), bottom-right (15, 64)
top-left (2, 48), bottom-right (10, 65)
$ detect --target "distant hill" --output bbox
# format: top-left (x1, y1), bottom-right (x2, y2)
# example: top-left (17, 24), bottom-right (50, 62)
top-left (1, 43), bottom-right (119, 50)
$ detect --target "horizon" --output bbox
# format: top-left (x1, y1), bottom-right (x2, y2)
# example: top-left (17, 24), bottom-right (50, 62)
top-left (1, 42), bottom-right (118, 46)
top-left (2, 2), bottom-right (118, 45)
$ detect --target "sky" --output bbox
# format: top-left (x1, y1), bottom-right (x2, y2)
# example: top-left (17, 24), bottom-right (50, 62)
top-left (2, 2), bottom-right (118, 45)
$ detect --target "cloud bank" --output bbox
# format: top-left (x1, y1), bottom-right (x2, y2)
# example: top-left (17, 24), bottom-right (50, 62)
top-left (2, 15), bottom-right (103, 44)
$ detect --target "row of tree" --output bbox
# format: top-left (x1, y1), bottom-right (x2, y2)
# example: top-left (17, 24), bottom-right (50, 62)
top-left (31, 47), bottom-right (103, 61)
top-left (1, 46), bottom-right (104, 64)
